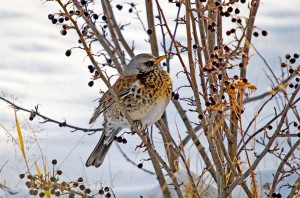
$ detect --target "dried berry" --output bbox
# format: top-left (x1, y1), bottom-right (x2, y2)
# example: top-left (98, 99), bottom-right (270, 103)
top-left (280, 62), bottom-right (287, 67)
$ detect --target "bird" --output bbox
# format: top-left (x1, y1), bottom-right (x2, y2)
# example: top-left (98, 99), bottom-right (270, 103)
top-left (86, 53), bottom-right (173, 167)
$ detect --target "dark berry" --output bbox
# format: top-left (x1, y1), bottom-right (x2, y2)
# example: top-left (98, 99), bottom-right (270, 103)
top-left (239, 63), bottom-right (244, 68)
top-left (79, 184), bottom-right (85, 190)
top-left (205, 101), bottom-right (210, 107)
top-left (61, 30), bottom-right (67, 36)
top-left (50, 176), bottom-right (56, 182)
top-left (69, 10), bottom-right (74, 15)
top-left (147, 29), bottom-right (152, 35)
top-left (296, 77), bottom-right (300, 82)
top-left (289, 58), bottom-right (296, 64)
top-left (81, 0), bottom-right (87, 5)
top-left (176, 2), bottom-right (181, 7)
top-left (99, 189), bottom-right (104, 195)
top-left (104, 187), bottom-right (109, 192)
top-left (48, 14), bottom-right (54, 20)
top-left (298, 133), bottom-right (300, 137)
top-left (65, 50), bottom-right (71, 57)
top-left (226, 31), bottom-right (231, 36)
top-left (129, 8), bottom-right (133, 13)
top-left (267, 125), bottom-right (273, 130)
top-left (65, 16), bottom-right (69, 21)
top-left (83, 12), bottom-right (89, 17)
top-left (294, 53), bottom-right (299, 59)
top-left (102, 15), bottom-right (107, 21)
top-left (200, 0), bottom-right (206, 2)
top-left (93, 14), bottom-right (99, 20)
top-left (224, 45), bottom-right (230, 52)
top-left (231, 18), bottom-right (236, 22)
top-left (262, 30), bottom-right (268, 36)
top-left (198, 114), bottom-right (204, 119)
top-left (237, 18), bottom-right (242, 23)
top-left (106, 193), bottom-right (111, 197)
top-left (289, 68), bottom-right (294, 73)
top-left (116, 4), bottom-right (123, 10)
top-left (117, 136), bottom-right (123, 143)
top-left (88, 81), bottom-right (94, 87)
top-left (174, 93), bottom-right (179, 100)
top-left (19, 174), bottom-right (25, 179)
top-left (51, 18), bottom-right (58, 24)
top-left (285, 54), bottom-right (291, 59)
top-left (289, 84), bottom-right (294, 88)
top-left (39, 192), bottom-right (45, 197)
top-left (57, 170), bottom-right (62, 175)
top-left (52, 159), bottom-right (57, 165)
top-left (240, 0), bottom-right (246, 3)
top-left (137, 163), bottom-right (143, 168)
top-left (85, 188), bottom-right (91, 194)
top-left (227, 7), bottom-right (233, 12)
top-left (215, 1), bottom-right (220, 6)
top-left (193, 44), bottom-right (198, 49)
top-left (235, 8), bottom-right (240, 14)
top-left (253, 32), bottom-right (259, 37)
top-left (230, 28), bottom-right (235, 33)
top-left (122, 139), bottom-right (127, 144)
top-left (58, 18), bottom-right (64, 23)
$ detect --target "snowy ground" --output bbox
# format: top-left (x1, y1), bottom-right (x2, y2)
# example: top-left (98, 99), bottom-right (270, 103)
top-left (0, 0), bottom-right (300, 197)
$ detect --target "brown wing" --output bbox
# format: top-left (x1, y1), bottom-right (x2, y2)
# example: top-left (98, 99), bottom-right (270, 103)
top-left (89, 75), bottom-right (137, 124)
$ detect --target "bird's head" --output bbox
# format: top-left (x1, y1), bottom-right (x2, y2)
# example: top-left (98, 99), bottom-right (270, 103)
top-left (124, 53), bottom-right (166, 76)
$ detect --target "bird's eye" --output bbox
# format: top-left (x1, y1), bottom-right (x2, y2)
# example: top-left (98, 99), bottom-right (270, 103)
top-left (144, 61), bottom-right (154, 67)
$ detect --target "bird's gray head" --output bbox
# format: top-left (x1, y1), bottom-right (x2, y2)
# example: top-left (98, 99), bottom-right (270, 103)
top-left (124, 53), bottom-right (166, 76)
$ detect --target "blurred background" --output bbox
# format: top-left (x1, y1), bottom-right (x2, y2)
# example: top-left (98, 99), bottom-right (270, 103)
top-left (0, 0), bottom-right (300, 197)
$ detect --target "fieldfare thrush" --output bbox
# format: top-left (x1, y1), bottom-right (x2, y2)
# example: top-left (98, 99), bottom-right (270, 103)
top-left (86, 53), bottom-right (173, 167)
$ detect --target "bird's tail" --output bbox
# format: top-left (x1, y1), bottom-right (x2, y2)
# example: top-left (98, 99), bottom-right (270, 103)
top-left (85, 128), bottom-right (120, 168)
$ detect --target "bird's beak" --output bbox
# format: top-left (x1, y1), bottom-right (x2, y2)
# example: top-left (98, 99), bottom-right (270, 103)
top-left (154, 55), bottom-right (167, 65)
